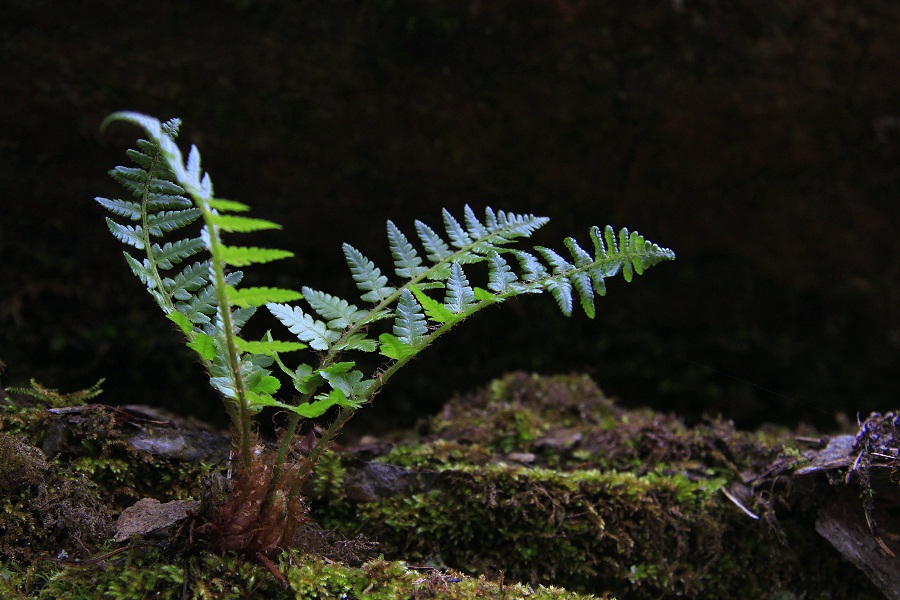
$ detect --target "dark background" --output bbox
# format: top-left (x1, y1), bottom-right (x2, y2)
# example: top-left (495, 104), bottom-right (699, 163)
top-left (2, 0), bottom-right (899, 433)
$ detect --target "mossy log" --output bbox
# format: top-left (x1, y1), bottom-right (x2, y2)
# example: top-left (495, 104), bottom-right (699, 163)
top-left (1, 373), bottom-right (895, 598)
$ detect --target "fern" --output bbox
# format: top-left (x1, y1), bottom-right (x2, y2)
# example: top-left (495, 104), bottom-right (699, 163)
top-left (97, 112), bottom-right (675, 551)
top-left (96, 112), bottom-right (303, 469)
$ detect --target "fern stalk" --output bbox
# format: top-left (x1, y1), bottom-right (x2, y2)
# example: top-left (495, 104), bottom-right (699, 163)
top-left (195, 195), bottom-right (254, 471)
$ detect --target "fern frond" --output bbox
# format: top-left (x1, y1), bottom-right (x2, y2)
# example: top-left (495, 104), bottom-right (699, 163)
top-left (387, 220), bottom-right (427, 279)
top-left (146, 209), bottom-right (202, 235)
top-left (109, 166), bottom-right (150, 196)
top-left (151, 238), bottom-right (206, 270)
top-left (207, 198), bottom-right (251, 212)
top-left (442, 208), bottom-right (472, 249)
top-left (332, 333), bottom-right (379, 353)
top-left (393, 289), bottom-right (428, 346)
top-left (268, 303), bottom-right (340, 351)
top-left (343, 243), bottom-right (396, 303)
top-left (105, 219), bottom-right (145, 249)
top-left (174, 272), bottom-right (242, 324)
top-left (462, 204), bottom-right (489, 238)
top-left (487, 251), bottom-right (518, 293)
top-left (208, 214), bottom-right (281, 233)
top-left (414, 220), bottom-right (453, 263)
top-left (410, 285), bottom-right (455, 324)
top-left (162, 261), bottom-right (210, 301)
top-left (122, 254), bottom-right (155, 286)
top-left (227, 286), bottom-right (303, 308)
top-left (301, 287), bottom-right (367, 330)
top-left (514, 250), bottom-right (550, 281)
top-left (218, 245), bottom-right (294, 267)
top-left (234, 338), bottom-right (307, 355)
top-left (444, 263), bottom-right (476, 314)
top-left (96, 197), bottom-right (142, 220)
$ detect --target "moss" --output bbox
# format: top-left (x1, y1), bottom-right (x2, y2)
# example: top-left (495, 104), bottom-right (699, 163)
top-left (0, 372), bottom-right (881, 598)
top-left (309, 373), bottom-right (878, 598)
top-left (317, 463), bottom-right (731, 596)
top-left (15, 546), bottom-right (599, 600)
top-left (0, 433), bottom-right (111, 563)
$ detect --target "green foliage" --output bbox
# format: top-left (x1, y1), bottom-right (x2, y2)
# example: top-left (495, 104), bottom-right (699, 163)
top-left (96, 112), bottom-right (674, 544)
top-left (5, 378), bottom-right (105, 409)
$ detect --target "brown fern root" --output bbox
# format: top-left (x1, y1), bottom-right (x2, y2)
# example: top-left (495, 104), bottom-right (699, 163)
top-left (202, 446), bottom-right (307, 556)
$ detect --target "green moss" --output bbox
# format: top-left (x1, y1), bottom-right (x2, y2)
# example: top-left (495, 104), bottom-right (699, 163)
top-left (14, 546), bottom-right (599, 600)
top-left (316, 463), bottom-right (730, 596)
top-left (0, 433), bottom-right (111, 563)
top-left (0, 372), bottom-right (879, 598)
top-left (310, 373), bottom-right (877, 598)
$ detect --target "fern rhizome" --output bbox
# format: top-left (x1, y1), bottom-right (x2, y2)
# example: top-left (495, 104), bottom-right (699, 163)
top-left (96, 111), bottom-right (675, 554)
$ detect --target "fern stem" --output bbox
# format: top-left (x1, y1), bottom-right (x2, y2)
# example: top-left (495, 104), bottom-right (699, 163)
top-left (198, 208), bottom-right (254, 472)
top-left (261, 396), bottom-right (308, 511)
top-left (291, 407), bottom-right (356, 496)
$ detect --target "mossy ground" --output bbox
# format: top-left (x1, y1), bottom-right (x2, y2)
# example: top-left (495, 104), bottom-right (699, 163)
top-left (0, 373), bottom-right (881, 598)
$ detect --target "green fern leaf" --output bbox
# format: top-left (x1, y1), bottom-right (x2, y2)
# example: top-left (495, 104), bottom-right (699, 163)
top-left (569, 271), bottom-right (596, 318)
top-left (319, 366), bottom-right (370, 404)
top-left (209, 214), bottom-right (282, 233)
top-left (123, 253), bottom-right (155, 286)
top-left (387, 220), bottom-right (427, 279)
top-left (166, 310), bottom-right (194, 335)
top-left (146, 209), bottom-right (202, 235)
top-left (219, 245), bottom-right (294, 267)
top-left (393, 289), bottom-right (428, 346)
top-left (444, 263), bottom-right (476, 314)
top-left (515, 251), bottom-right (549, 281)
top-left (234, 338), bottom-right (307, 355)
top-left (227, 286), bottom-right (303, 308)
top-left (563, 237), bottom-right (593, 268)
top-left (463, 204), bottom-right (489, 238)
top-left (96, 197), bottom-right (142, 220)
top-left (487, 251), bottom-right (518, 293)
top-left (535, 246), bottom-right (574, 273)
top-left (544, 278), bottom-right (574, 316)
top-left (267, 304), bottom-right (340, 351)
top-left (150, 238), bottom-right (205, 270)
top-left (162, 261), bottom-right (210, 301)
top-left (187, 333), bottom-right (217, 361)
top-left (332, 333), bottom-right (378, 353)
top-left (174, 272), bottom-right (242, 324)
top-left (124, 147), bottom-right (153, 169)
top-left (207, 198), bottom-right (251, 212)
top-left (229, 306), bottom-right (257, 332)
top-left (415, 221), bottom-right (453, 262)
top-left (301, 287), bottom-right (367, 330)
top-left (105, 219), bottom-right (145, 249)
top-left (378, 333), bottom-right (416, 360)
top-left (146, 179), bottom-right (188, 203)
top-left (343, 243), bottom-right (396, 303)
top-left (146, 192), bottom-right (191, 211)
top-left (109, 166), bottom-right (149, 196)
top-left (442, 209), bottom-right (472, 249)
top-left (494, 208), bottom-right (551, 238)
top-left (184, 145), bottom-right (202, 187)
top-left (410, 285), bottom-right (455, 324)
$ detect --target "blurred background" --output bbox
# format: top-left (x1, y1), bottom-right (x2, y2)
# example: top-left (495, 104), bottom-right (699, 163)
top-left (2, 0), bottom-right (899, 433)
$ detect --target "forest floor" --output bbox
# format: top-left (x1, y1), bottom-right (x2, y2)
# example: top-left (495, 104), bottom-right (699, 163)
top-left (0, 372), bottom-right (894, 599)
